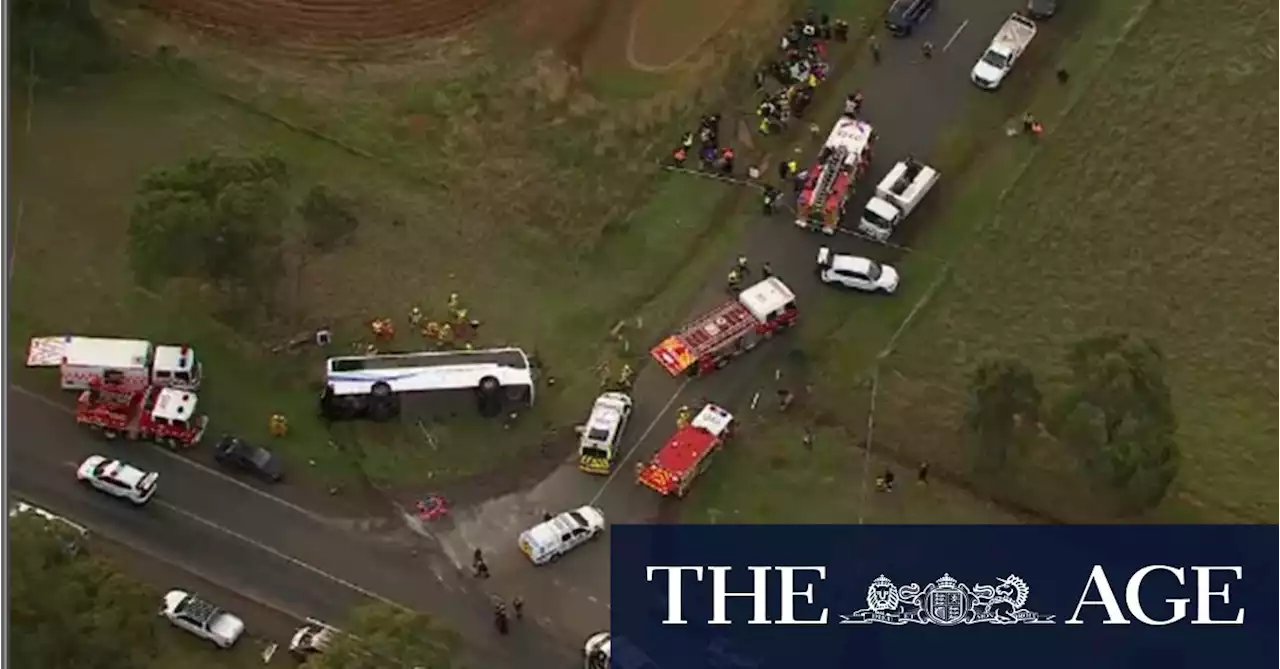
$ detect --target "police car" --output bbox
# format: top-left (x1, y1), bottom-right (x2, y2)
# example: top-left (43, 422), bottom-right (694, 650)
top-left (517, 505), bottom-right (606, 565)
top-left (816, 246), bottom-right (900, 294)
top-left (76, 455), bottom-right (159, 505)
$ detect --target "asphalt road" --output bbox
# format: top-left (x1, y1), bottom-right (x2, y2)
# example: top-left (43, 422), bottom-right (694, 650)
top-left (434, 0), bottom-right (1034, 640)
top-left (7, 387), bottom-right (578, 669)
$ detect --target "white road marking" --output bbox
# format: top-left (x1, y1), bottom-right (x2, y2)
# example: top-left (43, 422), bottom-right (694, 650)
top-left (589, 378), bottom-right (691, 505)
top-left (944, 19), bottom-right (970, 52)
top-left (587, 595), bottom-right (599, 603)
top-left (11, 488), bottom-right (313, 623)
top-left (155, 499), bottom-right (405, 609)
top-left (13, 384), bottom-right (339, 525)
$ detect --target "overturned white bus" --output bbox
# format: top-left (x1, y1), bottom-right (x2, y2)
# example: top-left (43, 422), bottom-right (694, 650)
top-left (320, 347), bottom-right (536, 421)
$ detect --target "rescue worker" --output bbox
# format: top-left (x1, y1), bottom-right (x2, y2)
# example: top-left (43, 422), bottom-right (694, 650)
top-left (777, 160), bottom-right (790, 181)
top-left (917, 461), bottom-right (930, 485)
top-left (777, 388), bottom-right (794, 412)
top-left (801, 430), bottom-right (814, 450)
top-left (787, 159), bottom-right (799, 177)
top-left (727, 268), bottom-right (743, 292)
top-left (761, 261), bottom-right (774, 279)
top-left (409, 307), bottom-right (424, 326)
top-left (422, 320), bottom-right (441, 341)
top-left (454, 307), bottom-right (469, 325)
top-left (736, 255), bottom-right (750, 275)
top-left (494, 602), bottom-right (508, 635)
top-left (700, 145), bottom-right (717, 169)
top-left (843, 92), bottom-right (862, 118)
top-left (720, 147), bottom-right (735, 175)
top-left (371, 318), bottom-right (395, 340)
top-left (876, 469), bottom-right (896, 492)
top-left (869, 34), bottom-right (881, 63)
top-left (1030, 120), bottom-right (1044, 138)
top-left (762, 186), bottom-right (780, 215)
top-left (618, 363), bottom-right (634, 389)
top-left (834, 19), bottom-right (849, 42)
top-left (673, 146), bottom-right (688, 167)
top-left (753, 69), bottom-right (766, 90)
top-left (448, 292), bottom-right (461, 311)
top-left (269, 413), bottom-right (289, 438)
top-left (675, 405), bottom-right (692, 429)
top-left (513, 596), bottom-right (524, 620)
top-left (681, 131), bottom-right (695, 149)
top-left (438, 322), bottom-right (454, 347)
top-left (597, 362), bottom-right (611, 388)
top-left (1022, 112), bottom-right (1036, 133)
top-left (820, 13), bottom-right (832, 39)
top-left (921, 41), bottom-right (934, 60)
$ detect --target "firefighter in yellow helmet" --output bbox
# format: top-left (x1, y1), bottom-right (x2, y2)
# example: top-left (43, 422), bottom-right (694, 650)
top-left (269, 413), bottom-right (289, 438)
top-left (454, 308), bottom-right (469, 326)
top-left (727, 268), bottom-right (743, 292)
top-left (422, 321), bottom-right (441, 341)
top-left (438, 322), bottom-right (454, 347)
top-left (675, 405), bottom-right (692, 429)
top-left (409, 307), bottom-right (424, 327)
top-left (618, 364), bottom-right (635, 389)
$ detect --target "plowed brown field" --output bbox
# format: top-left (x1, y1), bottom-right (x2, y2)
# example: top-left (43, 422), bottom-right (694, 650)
top-left (140, 0), bottom-right (507, 55)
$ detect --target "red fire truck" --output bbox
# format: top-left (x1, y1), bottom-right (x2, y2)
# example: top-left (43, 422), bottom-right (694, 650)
top-left (75, 382), bottom-right (209, 449)
top-left (795, 117), bottom-right (876, 235)
top-left (650, 277), bottom-right (798, 378)
top-left (636, 403), bottom-right (735, 498)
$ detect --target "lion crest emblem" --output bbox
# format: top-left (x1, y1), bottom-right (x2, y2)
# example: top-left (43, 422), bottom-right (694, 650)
top-left (841, 573), bottom-right (1054, 626)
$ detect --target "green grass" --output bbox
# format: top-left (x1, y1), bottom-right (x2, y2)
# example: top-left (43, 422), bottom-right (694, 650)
top-left (682, 0), bottom-right (1255, 524)
top-left (867, 0), bottom-right (1278, 522)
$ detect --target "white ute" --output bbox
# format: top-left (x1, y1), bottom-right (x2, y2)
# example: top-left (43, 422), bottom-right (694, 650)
top-left (76, 455), bottom-right (159, 505)
top-left (971, 13), bottom-right (1038, 89)
top-left (859, 158), bottom-right (940, 240)
top-left (518, 505), bottom-right (606, 565)
top-left (817, 247), bottom-right (900, 294)
top-left (160, 590), bottom-right (245, 648)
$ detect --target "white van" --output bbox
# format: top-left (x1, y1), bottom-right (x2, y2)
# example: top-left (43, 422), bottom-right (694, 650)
top-left (517, 506), bottom-right (606, 565)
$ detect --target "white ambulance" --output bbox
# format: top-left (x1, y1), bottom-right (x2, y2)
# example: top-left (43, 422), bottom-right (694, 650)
top-left (26, 336), bottom-right (202, 392)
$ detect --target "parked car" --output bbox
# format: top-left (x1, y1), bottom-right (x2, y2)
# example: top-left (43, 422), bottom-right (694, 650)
top-left (214, 435), bottom-right (284, 482)
top-left (885, 0), bottom-right (935, 36)
top-left (1026, 0), bottom-right (1058, 20)
top-left (816, 247), bottom-right (900, 294)
top-left (76, 455), bottom-right (159, 505)
top-left (160, 590), bottom-right (245, 648)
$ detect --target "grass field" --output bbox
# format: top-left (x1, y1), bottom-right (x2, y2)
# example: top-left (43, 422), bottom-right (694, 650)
top-left (686, 0), bottom-right (1203, 527)
top-left (873, 0), bottom-right (1277, 523)
top-left (10, 0), bottom-right (879, 499)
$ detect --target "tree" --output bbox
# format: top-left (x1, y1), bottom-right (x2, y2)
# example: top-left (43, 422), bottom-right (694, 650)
top-left (965, 355), bottom-right (1042, 471)
top-left (10, 515), bottom-right (160, 669)
top-left (1051, 331), bottom-right (1179, 513)
top-left (299, 185), bottom-right (360, 252)
top-left (303, 602), bottom-right (463, 669)
top-left (128, 152), bottom-right (290, 315)
top-left (12, 0), bottom-right (116, 85)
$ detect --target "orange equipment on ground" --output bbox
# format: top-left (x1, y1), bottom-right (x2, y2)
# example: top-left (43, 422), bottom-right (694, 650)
top-left (635, 403), bottom-right (735, 498)
top-left (75, 381), bottom-right (208, 449)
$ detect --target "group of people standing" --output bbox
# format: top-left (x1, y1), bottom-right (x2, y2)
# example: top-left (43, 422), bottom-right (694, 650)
top-left (671, 113), bottom-right (736, 176)
top-left (754, 11), bottom-right (849, 135)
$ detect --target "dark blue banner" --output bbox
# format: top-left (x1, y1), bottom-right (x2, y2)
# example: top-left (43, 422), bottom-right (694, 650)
top-left (609, 525), bottom-right (1278, 669)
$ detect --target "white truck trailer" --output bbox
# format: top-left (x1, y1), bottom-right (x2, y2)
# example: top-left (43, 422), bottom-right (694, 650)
top-left (859, 158), bottom-right (940, 240)
top-left (970, 13), bottom-right (1038, 90)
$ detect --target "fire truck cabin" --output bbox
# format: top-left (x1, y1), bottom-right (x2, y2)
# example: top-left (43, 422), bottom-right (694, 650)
top-left (650, 277), bottom-right (798, 377)
top-left (150, 345), bottom-right (202, 390)
top-left (151, 388), bottom-right (199, 425)
top-left (636, 403), bottom-right (735, 497)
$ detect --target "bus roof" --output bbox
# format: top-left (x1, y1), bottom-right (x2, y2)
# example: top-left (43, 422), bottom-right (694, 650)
top-left (325, 347), bottom-right (535, 397)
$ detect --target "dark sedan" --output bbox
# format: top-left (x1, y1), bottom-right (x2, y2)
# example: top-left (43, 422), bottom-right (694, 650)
top-left (885, 0), bottom-right (935, 36)
top-left (213, 435), bottom-right (284, 482)
top-left (1027, 0), bottom-right (1058, 20)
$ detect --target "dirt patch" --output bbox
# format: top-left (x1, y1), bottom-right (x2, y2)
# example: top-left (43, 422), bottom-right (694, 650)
top-left (627, 0), bottom-right (747, 70)
top-left (137, 0), bottom-right (508, 57)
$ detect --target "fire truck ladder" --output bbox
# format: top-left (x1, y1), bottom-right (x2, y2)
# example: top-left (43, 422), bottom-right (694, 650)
top-left (812, 147), bottom-right (849, 211)
top-left (681, 306), bottom-right (758, 353)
